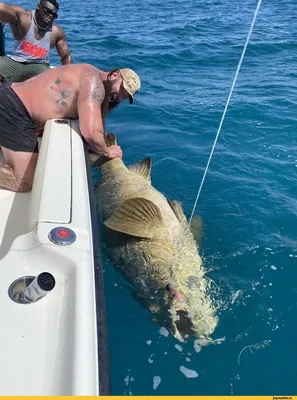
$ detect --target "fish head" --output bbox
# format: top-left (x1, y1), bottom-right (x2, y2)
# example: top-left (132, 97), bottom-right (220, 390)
top-left (147, 255), bottom-right (218, 343)
top-left (133, 259), bottom-right (197, 342)
top-left (164, 282), bottom-right (201, 342)
top-left (164, 278), bottom-right (217, 343)
top-left (146, 282), bottom-right (198, 342)
top-left (132, 241), bottom-right (218, 343)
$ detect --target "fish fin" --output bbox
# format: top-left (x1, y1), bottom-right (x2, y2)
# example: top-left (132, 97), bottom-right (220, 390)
top-left (167, 199), bottom-right (204, 244)
top-left (127, 158), bottom-right (152, 182)
top-left (105, 132), bottom-right (117, 146)
top-left (167, 199), bottom-right (187, 225)
top-left (104, 197), bottom-right (163, 239)
top-left (190, 215), bottom-right (204, 245)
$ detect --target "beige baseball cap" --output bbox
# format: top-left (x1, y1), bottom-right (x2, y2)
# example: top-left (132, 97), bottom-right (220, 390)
top-left (119, 68), bottom-right (141, 104)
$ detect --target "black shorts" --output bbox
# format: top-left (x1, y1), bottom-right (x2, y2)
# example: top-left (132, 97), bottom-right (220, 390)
top-left (0, 83), bottom-right (38, 153)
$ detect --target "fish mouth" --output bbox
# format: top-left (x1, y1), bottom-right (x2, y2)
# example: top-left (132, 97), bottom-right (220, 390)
top-left (175, 309), bottom-right (195, 335)
top-left (170, 308), bottom-right (195, 342)
top-left (170, 305), bottom-right (217, 344)
top-left (166, 288), bottom-right (196, 341)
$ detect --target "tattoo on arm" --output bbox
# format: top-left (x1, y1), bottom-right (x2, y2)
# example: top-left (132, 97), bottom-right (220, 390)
top-left (50, 78), bottom-right (71, 107)
top-left (79, 69), bottom-right (105, 108)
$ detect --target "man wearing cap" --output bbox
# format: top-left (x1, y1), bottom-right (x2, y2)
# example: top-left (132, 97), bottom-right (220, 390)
top-left (0, 63), bottom-right (141, 192)
top-left (0, 0), bottom-right (72, 84)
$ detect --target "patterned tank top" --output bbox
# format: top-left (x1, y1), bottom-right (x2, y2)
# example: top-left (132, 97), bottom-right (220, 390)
top-left (9, 12), bottom-right (50, 64)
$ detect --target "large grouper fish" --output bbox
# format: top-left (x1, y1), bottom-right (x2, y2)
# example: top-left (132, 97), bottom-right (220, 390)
top-left (91, 133), bottom-right (218, 342)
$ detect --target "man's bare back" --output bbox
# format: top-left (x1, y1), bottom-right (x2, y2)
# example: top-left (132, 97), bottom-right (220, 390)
top-left (12, 64), bottom-right (91, 128)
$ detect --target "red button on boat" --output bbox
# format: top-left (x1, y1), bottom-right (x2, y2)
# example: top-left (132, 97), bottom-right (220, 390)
top-left (48, 227), bottom-right (76, 246)
top-left (57, 229), bottom-right (70, 238)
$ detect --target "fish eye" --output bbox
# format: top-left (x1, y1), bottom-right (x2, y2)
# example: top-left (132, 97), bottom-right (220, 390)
top-left (166, 283), bottom-right (173, 292)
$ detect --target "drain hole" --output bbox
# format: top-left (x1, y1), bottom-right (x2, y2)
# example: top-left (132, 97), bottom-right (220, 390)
top-left (8, 276), bottom-right (35, 304)
top-left (54, 119), bottom-right (68, 124)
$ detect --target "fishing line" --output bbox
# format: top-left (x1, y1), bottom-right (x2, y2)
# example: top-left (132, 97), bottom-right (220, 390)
top-left (189, 0), bottom-right (263, 225)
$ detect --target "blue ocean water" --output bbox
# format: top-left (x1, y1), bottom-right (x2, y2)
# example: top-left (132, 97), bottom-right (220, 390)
top-left (6, 0), bottom-right (297, 394)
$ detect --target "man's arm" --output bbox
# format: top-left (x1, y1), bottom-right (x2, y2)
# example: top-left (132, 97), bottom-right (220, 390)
top-left (77, 68), bottom-right (110, 155)
top-left (54, 26), bottom-right (72, 65)
top-left (0, 2), bottom-right (22, 24)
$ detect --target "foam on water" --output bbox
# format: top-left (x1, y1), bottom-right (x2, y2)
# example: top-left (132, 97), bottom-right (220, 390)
top-left (180, 366), bottom-right (199, 379)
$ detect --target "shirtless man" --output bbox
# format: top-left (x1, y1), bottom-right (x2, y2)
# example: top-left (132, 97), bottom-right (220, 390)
top-left (0, 63), bottom-right (141, 192)
top-left (0, 0), bottom-right (72, 84)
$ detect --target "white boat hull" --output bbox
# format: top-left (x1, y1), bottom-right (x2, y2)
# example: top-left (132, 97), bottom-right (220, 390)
top-left (0, 119), bottom-right (109, 395)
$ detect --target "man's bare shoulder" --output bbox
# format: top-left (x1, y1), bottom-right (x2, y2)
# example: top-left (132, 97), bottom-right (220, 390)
top-left (78, 65), bottom-right (105, 105)
top-left (78, 64), bottom-right (102, 80)
top-left (8, 4), bottom-right (27, 14)
top-left (8, 5), bottom-right (30, 25)
top-left (41, 64), bottom-right (99, 86)
top-left (51, 23), bottom-right (65, 39)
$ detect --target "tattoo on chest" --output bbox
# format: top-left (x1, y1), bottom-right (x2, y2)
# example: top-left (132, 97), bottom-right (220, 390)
top-left (50, 78), bottom-right (71, 107)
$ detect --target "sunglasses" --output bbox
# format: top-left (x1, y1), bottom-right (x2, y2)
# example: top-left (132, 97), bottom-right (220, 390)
top-left (42, 5), bottom-right (58, 18)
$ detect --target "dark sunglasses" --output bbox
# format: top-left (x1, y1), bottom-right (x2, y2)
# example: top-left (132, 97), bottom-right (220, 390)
top-left (42, 6), bottom-right (58, 18)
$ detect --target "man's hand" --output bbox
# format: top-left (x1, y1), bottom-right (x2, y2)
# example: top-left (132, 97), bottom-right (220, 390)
top-left (104, 145), bottom-right (122, 159)
top-left (88, 144), bottom-right (122, 165)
